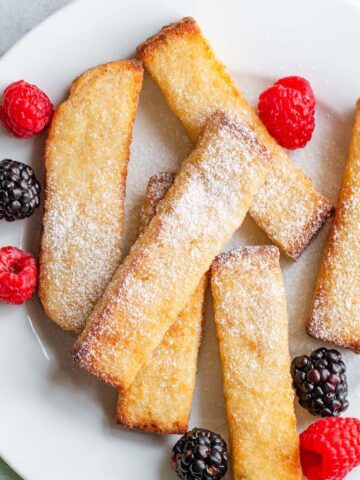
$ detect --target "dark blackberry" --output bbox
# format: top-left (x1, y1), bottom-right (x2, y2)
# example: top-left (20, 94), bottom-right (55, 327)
top-left (171, 428), bottom-right (228, 480)
top-left (0, 159), bottom-right (41, 221)
top-left (291, 347), bottom-right (349, 417)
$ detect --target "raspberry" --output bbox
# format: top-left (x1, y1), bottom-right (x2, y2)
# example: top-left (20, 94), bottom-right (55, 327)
top-left (275, 76), bottom-right (316, 106)
top-left (0, 246), bottom-right (38, 304)
top-left (300, 417), bottom-right (360, 480)
top-left (0, 80), bottom-right (53, 138)
top-left (258, 75), bottom-right (315, 149)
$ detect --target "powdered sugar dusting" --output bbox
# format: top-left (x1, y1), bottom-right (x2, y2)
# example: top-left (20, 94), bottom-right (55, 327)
top-left (41, 178), bottom-right (123, 331)
top-left (211, 245), bottom-right (301, 479)
top-left (212, 246), bottom-right (286, 355)
top-left (309, 104), bottom-right (360, 351)
top-left (39, 61), bottom-right (143, 332)
top-left (73, 112), bottom-right (272, 388)
top-left (138, 17), bottom-right (333, 259)
top-left (117, 173), bottom-right (204, 433)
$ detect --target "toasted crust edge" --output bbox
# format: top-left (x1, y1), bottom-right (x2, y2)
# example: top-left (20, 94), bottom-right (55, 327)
top-left (209, 112), bottom-right (272, 164)
top-left (287, 201), bottom-right (335, 261)
top-left (137, 17), bottom-right (199, 60)
top-left (306, 328), bottom-right (360, 354)
top-left (39, 60), bottom-right (143, 334)
top-left (116, 413), bottom-right (189, 435)
top-left (138, 172), bottom-right (175, 232)
top-left (72, 343), bottom-right (125, 388)
top-left (211, 246), bottom-right (280, 277)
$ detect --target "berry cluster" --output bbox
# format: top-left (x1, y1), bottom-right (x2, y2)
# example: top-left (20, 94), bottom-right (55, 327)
top-left (0, 159), bottom-right (41, 221)
top-left (291, 347), bottom-right (349, 417)
top-left (171, 428), bottom-right (228, 480)
top-left (0, 80), bottom-right (48, 304)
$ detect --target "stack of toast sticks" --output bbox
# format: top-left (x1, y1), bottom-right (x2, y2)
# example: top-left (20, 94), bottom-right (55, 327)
top-left (38, 17), bottom-right (360, 480)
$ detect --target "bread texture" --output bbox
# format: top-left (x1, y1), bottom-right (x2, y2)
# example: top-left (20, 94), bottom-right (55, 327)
top-left (138, 172), bottom-right (175, 232)
top-left (39, 60), bottom-right (143, 333)
top-left (137, 17), bottom-right (333, 260)
top-left (211, 246), bottom-right (301, 480)
top-left (117, 172), bottom-right (205, 434)
top-left (72, 111), bottom-right (272, 390)
top-left (308, 100), bottom-right (360, 352)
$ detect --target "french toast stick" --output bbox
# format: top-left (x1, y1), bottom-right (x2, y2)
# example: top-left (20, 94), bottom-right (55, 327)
top-left (39, 60), bottom-right (143, 333)
top-left (137, 17), bottom-right (333, 260)
top-left (138, 172), bottom-right (175, 231)
top-left (72, 111), bottom-right (272, 390)
top-left (211, 246), bottom-right (301, 480)
top-left (308, 100), bottom-right (360, 352)
top-left (117, 173), bottom-right (205, 434)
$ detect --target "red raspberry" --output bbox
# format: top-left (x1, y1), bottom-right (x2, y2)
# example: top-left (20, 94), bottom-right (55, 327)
top-left (275, 76), bottom-right (316, 106)
top-left (258, 75), bottom-right (315, 149)
top-left (300, 417), bottom-right (360, 480)
top-left (0, 80), bottom-right (53, 138)
top-left (0, 246), bottom-right (38, 304)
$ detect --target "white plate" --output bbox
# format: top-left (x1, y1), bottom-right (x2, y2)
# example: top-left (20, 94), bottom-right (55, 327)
top-left (1, 0), bottom-right (360, 478)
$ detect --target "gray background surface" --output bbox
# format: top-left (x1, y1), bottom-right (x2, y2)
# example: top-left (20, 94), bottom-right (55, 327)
top-left (0, 1), bottom-right (73, 477)
top-left (0, 0), bottom-right (73, 57)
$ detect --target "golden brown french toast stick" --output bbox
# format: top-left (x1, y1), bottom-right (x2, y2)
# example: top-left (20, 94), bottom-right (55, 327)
top-left (72, 112), bottom-right (272, 390)
top-left (39, 60), bottom-right (143, 333)
top-left (137, 17), bottom-right (333, 259)
top-left (117, 173), bottom-right (205, 434)
top-left (308, 100), bottom-right (360, 352)
top-left (211, 246), bottom-right (301, 480)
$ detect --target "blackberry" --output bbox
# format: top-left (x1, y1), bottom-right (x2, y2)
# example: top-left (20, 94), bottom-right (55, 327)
top-left (0, 159), bottom-right (41, 221)
top-left (171, 428), bottom-right (228, 480)
top-left (291, 347), bottom-right (349, 417)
